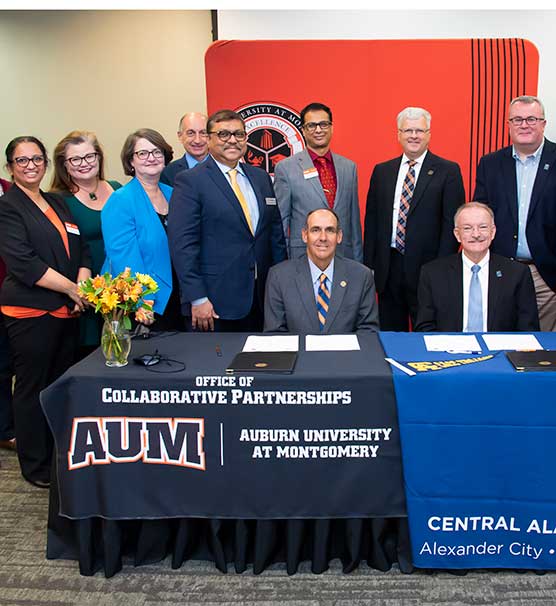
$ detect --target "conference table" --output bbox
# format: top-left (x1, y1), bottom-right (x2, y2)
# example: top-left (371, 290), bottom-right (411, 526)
top-left (42, 332), bottom-right (410, 577)
top-left (43, 330), bottom-right (556, 576)
top-left (380, 331), bottom-right (556, 571)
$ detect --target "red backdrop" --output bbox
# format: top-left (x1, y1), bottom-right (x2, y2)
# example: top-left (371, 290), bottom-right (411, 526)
top-left (206, 39), bottom-right (539, 223)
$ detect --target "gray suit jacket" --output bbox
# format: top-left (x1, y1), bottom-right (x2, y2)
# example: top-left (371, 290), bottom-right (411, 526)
top-left (274, 150), bottom-right (363, 262)
top-left (264, 254), bottom-right (379, 334)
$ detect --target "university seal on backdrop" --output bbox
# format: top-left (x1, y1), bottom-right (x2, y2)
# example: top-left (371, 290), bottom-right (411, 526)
top-left (236, 102), bottom-right (305, 177)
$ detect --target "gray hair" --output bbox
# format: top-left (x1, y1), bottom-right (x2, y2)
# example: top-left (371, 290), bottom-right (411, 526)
top-left (510, 95), bottom-right (546, 119)
top-left (454, 202), bottom-right (495, 227)
top-left (397, 107), bottom-right (431, 129)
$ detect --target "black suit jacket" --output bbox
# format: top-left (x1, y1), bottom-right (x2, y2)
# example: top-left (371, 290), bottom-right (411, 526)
top-left (363, 151), bottom-right (465, 294)
top-left (473, 138), bottom-right (556, 290)
top-left (0, 185), bottom-right (91, 310)
top-left (160, 154), bottom-right (190, 187)
top-left (414, 253), bottom-right (539, 332)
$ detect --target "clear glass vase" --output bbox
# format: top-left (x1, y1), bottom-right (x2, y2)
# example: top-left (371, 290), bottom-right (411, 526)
top-left (101, 319), bottom-right (131, 367)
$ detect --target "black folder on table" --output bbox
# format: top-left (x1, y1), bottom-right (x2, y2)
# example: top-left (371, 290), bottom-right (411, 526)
top-left (226, 351), bottom-right (298, 374)
top-left (506, 350), bottom-right (556, 372)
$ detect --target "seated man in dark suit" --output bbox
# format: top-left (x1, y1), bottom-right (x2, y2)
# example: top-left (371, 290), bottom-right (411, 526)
top-left (264, 208), bottom-right (379, 334)
top-left (415, 202), bottom-right (539, 332)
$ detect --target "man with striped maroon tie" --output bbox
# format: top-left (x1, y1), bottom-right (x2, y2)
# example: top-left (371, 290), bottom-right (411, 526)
top-left (363, 107), bottom-right (465, 332)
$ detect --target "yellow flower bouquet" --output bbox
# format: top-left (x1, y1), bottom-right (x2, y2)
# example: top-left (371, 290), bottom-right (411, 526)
top-left (78, 268), bottom-right (159, 366)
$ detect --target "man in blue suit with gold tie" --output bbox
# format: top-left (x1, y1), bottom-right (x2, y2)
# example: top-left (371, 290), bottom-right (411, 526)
top-left (168, 109), bottom-right (287, 331)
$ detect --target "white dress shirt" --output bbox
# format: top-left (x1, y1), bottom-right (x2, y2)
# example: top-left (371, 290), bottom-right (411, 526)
top-left (390, 150), bottom-right (428, 248)
top-left (192, 158), bottom-right (260, 307)
top-left (212, 156), bottom-right (260, 232)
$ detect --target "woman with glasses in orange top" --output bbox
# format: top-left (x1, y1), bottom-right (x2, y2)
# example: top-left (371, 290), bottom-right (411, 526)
top-left (0, 136), bottom-right (91, 488)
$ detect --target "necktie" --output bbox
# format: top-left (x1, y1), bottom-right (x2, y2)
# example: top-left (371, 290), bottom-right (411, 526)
top-left (316, 273), bottom-right (330, 330)
top-left (315, 156), bottom-right (336, 208)
top-left (466, 264), bottom-right (483, 332)
top-left (395, 160), bottom-right (417, 254)
top-left (228, 169), bottom-right (254, 234)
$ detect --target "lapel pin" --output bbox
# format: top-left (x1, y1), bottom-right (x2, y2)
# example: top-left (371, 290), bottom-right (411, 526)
top-left (340, 280), bottom-right (347, 288)
top-left (496, 270), bottom-right (502, 278)
top-left (427, 170), bottom-right (434, 175)
top-left (544, 164), bottom-right (550, 171)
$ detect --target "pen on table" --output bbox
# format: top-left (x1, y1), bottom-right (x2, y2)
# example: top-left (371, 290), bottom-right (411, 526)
top-left (216, 345), bottom-right (222, 357)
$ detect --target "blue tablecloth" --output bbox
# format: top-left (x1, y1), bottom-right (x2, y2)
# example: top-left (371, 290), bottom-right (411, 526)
top-left (380, 331), bottom-right (556, 570)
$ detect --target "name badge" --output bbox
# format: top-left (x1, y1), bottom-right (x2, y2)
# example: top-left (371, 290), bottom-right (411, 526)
top-left (65, 222), bottom-right (80, 235)
top-left (265, 197), bottom-right (277, 205)
top-left (303, 167), bottom-right (319, 180)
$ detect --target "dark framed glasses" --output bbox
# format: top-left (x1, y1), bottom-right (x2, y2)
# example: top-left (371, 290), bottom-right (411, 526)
top-left (65, 152), bottom-right (99, 167)
top-left (134, 149), bottom-right (164, 160)
top-left (302, 121), bottom-right (332, 133)
top-left (208, 130), bottom-right (247, 142)
top-left (13, 155), bottom-right (45, 167)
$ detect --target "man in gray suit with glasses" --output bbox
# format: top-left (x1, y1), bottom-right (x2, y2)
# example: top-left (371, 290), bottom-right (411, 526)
top-left (274, 102), bottom-right (363, 262)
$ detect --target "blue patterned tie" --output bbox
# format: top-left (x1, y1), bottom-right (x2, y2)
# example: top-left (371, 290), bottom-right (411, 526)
top-left (316, 273), bottom-right (330, 330)
top-left (395, 160), bottom-right (417, 254)
top-left (466, 264), bottom-right (483, 332)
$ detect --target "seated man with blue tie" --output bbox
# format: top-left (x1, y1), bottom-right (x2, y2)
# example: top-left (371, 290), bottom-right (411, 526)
top-left (415, 202), bottom-right (539, 332)
top-left (264, 208), bottom-right (379, 334)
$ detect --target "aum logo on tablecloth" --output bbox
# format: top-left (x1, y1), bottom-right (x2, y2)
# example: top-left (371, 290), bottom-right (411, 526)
top-left (67, 417), bottom-right (206, 471)
top-left (236, 102), bottom-right (305, 177)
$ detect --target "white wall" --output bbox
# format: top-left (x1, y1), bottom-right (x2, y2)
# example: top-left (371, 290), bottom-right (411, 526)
top-left (218, 10), bottom-right (556, 140)
top-left (0, 10), bottom-right (212, 185)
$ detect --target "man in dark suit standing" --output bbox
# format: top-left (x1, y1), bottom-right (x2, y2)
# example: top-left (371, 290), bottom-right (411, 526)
top-left (415, 203), bottom-right (539, 332)
top-left (264, 208), bottom-right (378, 334)
top-left (363, 106), bottom-right (465, 331)
top-left (160, 112), bottom-right (209, 186)
top-left (473, 95), bottom-right (556, 331)
top-left (168, 109), bottom-right (287, 332)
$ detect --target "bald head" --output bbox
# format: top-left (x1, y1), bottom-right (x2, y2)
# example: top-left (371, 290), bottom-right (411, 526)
top-left (178, 112), bottom-right (209, 161)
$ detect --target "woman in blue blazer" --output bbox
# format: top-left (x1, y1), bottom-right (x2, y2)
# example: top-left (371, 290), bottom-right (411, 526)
top-left (101, 128), bottom-right (182, 331)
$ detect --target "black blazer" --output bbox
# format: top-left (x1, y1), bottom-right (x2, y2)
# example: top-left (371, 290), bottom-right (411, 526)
top-left (414, 253), bottom-right (539, 332)
top-left (160, 154), bottom-right (190, 187)
top-left (0, 185), bottom-right (91, 311)
top-left (473, 138), bottom-right (556, 290)
top-left (363, 151), bottom-right (465, 295)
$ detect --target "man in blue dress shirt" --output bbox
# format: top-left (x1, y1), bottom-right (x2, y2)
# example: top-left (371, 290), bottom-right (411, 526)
top-left (160, 112), bottom-right (209, 186)
top-left (474, 95), bottom-right (556, 331)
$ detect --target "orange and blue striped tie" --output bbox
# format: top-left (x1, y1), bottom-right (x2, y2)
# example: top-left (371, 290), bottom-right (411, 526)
top-left (316, 273), bottom-right (330, 330)
top-left (395, 160), bottom-right (417, 254)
